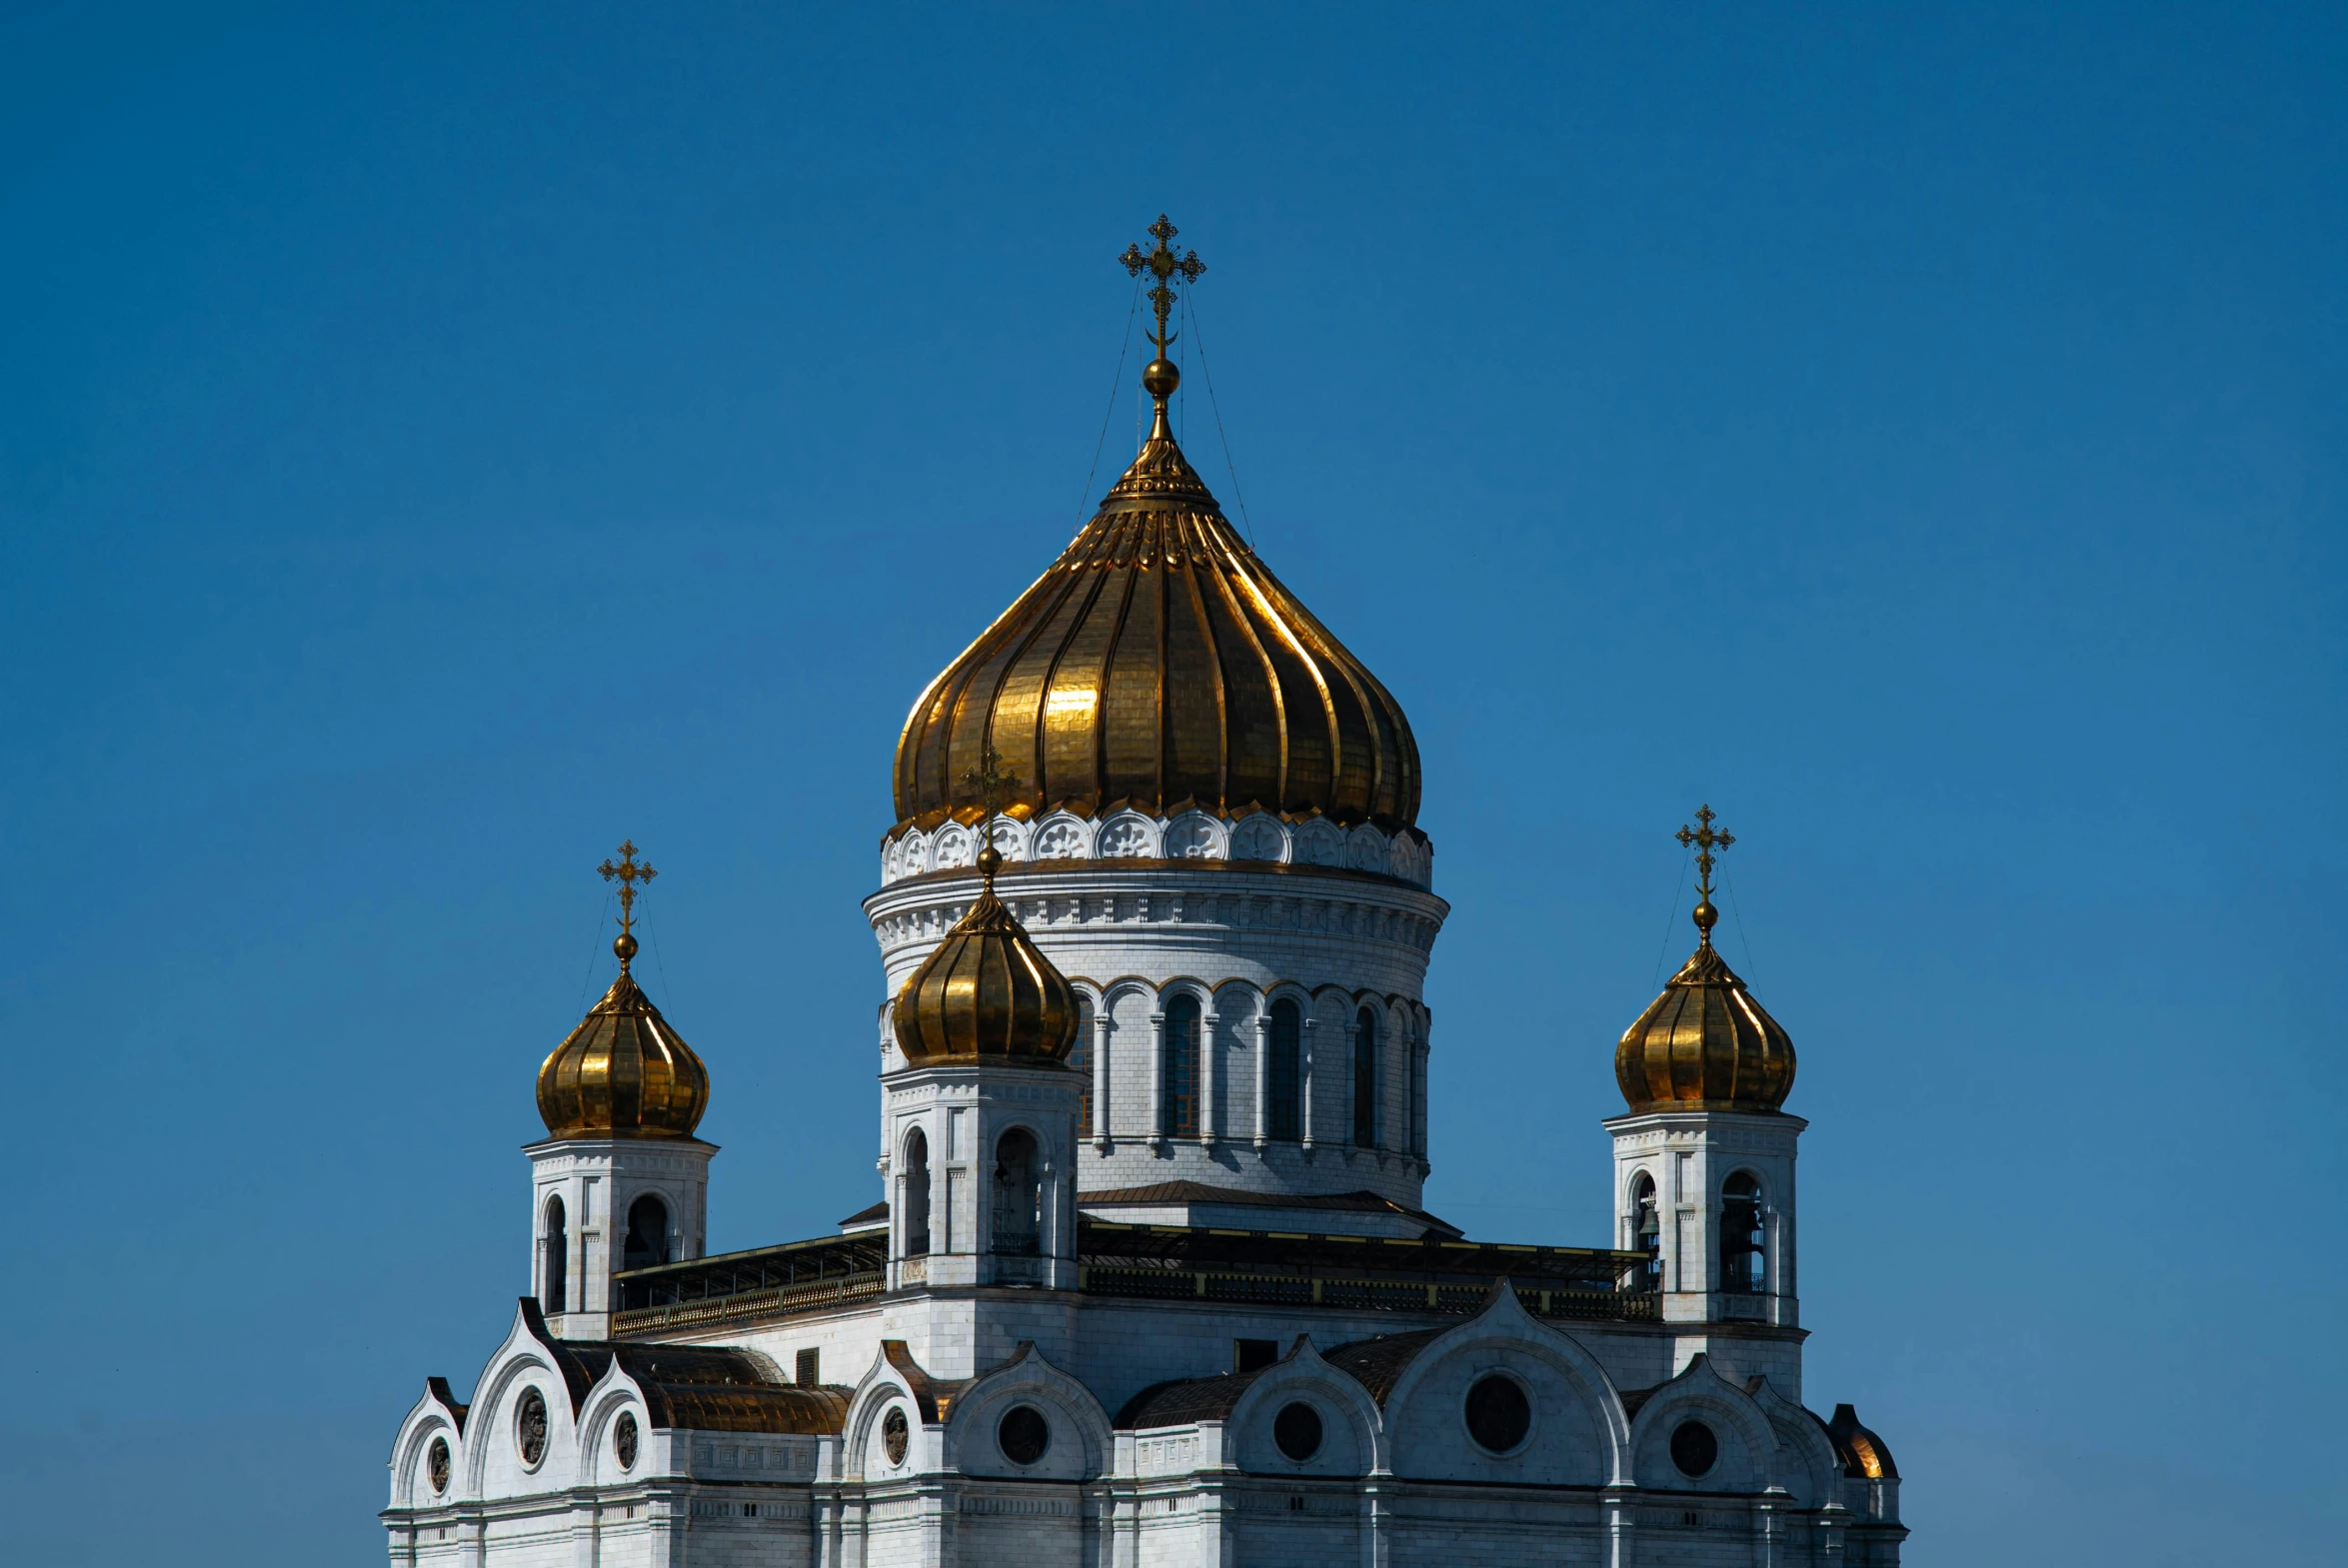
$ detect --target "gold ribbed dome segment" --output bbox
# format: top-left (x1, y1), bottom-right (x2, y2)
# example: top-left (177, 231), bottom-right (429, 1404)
top-left (1613, 943), bottom-right (1796, 1113)
top-left (536, 970), bottom-right (712, 1139)
top-left (892, 854), bottom-right (1080, 1065)
top-left (891, 435), bottom-right (1420, 832)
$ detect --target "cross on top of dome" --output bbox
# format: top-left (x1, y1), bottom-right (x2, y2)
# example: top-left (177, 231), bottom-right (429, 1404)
top-left (598, 838), bottom-right (658, 970)
top-left (962, 748), bottom-right (1020, 882)
top-left (1676, 805), bottom-right (1733, 946)
top-left (1120, 213), bottom-right (1205, 362)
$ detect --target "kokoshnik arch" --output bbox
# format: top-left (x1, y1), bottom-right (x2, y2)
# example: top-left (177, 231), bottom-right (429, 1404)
top-left (383, 217), bottom-right (1907, 1568)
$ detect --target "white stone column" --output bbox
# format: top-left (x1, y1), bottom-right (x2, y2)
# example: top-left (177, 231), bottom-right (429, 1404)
top-left (1199, 1001), bottom-right (1219, 1146)
top-left (1092, 1013), bottom-right (1113, 1150)
top-left (1147, 1008), bottom-right (1167, 1148)
top-left (1039, 1156), bottom-right (1059, 1262)
top-left (1300, 1014), bottom-right (1317, 1153)
top-left (1251, 1003), bottom-right (1270, 1150)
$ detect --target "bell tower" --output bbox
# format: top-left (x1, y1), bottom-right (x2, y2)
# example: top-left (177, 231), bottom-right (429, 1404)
top-left (525, 841), bottom-right (717, 1338)
top-left (881, 755), bottom-right (1083, 1291)
top-left (1603, 808), bottom-right (1806, 1398)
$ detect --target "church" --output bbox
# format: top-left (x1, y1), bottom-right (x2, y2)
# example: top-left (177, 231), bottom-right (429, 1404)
top-left (382, 219), bottom-right (1907, 1567)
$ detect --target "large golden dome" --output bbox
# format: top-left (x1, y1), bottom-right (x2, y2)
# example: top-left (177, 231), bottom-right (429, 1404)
top-left (891, 399), bottom-right (1419, 837)
top-left (537, 934), bottom-right (711, 1140)
top-left (893, 849), bottom-right (1080, 1066)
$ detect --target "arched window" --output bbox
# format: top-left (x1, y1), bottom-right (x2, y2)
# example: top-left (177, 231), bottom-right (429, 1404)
top-left (542, 1195), bottom-right (567, 1314)
top-left (1720, 1172), bottom-right (1764, 1293)
top-left (992, 1128), bottom-right (1042, 1256)
top-left (1631, 1173), bottom-right (1661, 1290)
top-left (1162, 994), bottom-right (1200, 1138)
top-left (623, 1194), bottom-right (669, 1272)
top-left (1268, 999), bottom-right (1301, 1140)
top-left (1351, 1006), bottom-right (1378, 1147)
top-left (902, 1128), bottom-right (931, 1256)
top-left (1069, 1006), bottom-right (1093, 1138)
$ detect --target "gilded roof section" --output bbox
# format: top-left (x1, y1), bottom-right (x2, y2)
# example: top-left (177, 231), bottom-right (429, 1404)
top-left (1826, 1402), bottom-right (1900, 1479)
top-left (892, 873), bottom-right (1079, 1066)
top-left (1318, 1327), bottom-right (1449, 1408)
top-left (536, 969), bottom-right (711, 1140)
top-left (515, 1300), bottom-right (849, 1435)
top-left (1613, 942), bottom-right (1796, 1114)
top-left (1114, 1365), bottom-right (1272, 1429)
top-left (892, 427), bottom-right (1419, 832)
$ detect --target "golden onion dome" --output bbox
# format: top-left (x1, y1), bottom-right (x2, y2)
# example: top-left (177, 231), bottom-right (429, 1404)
top-left (891, 382), bottom-right (1419, 837)
top-left (1614, 896), bottom-right (1796, 1114)
top-left (537, 931), bottom-right (711, 1139)
top-left (893, 848), bottom-right (1080, 1066)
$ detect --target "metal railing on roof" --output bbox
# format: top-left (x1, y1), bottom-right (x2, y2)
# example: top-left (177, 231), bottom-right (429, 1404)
top-left (1076, 1222), bottom-right (1659, 1323)
top-left (612, 1232), bottom-right (886, 1334)
top-left (606, 1221), bottom-right (1658, 1335)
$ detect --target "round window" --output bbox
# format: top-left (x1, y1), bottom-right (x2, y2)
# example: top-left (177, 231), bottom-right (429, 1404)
top-left (516, 1387), bottom-right (549, 1467)
top-left (1670, 1418), bottom-right (1719, 1477)
top-left (998, 1404), bottom-right (1051, 1465)
top-left (427, 1436), bottom-right (451, 1494)
top-left (883, 1406), bottom-right (910, 1466)
top-left (1464, 1374), bottom-right (1531, 1454)
top-left (1272, 1402), bottom-right (1323, 1461)
top-left (614, 1412), bottom-right (639, 1470)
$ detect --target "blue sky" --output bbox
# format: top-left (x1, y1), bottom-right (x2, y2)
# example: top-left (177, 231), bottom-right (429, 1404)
top-left (3, 6), bottom-right (2341, 1563)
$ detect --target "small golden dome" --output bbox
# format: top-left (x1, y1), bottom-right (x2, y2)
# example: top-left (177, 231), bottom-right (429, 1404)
top-left (1614, 940), bottom-right (1796, 1113)
top-left (891, 398), bottom-right (1418, 836)
top-left (1614, 806), bottom-right (1794, 1113)
top-left (536, 934), bottom-right (712, 1139)
top-left (893, 848), bottom-right (1080, 1066)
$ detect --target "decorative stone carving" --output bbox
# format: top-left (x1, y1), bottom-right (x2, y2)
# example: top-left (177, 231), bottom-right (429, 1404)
top-left (883, 1406), bottom-right (909, 1466)
top-left (1295, 818), bottom-right (1344, 867)
top-left (879, 808), bottom-right (1434, 889)
top-left (614, 1412), bottom-right (639, 1469)
top-left (1230, 813), bottom-right (1286, 863)
top-left (1035, 817), bottom-right (1087, 859)
top-left (428, 1436), bottom-right (450, 1493)
top-left (516, 1387), bottom-right (548, 1467)
top-left (1098, 814), bottom-right (1154, 857)
top-left (1165, 811), bottom-right (1220, 858)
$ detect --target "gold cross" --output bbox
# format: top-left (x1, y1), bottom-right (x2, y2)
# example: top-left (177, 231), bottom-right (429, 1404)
top-left (1120, 214), bottom-right (1205, 361)
top-left (962, 748), bottom-right (1022, 885)
top-left (1676, 805), bottom-right (1734, 901)
top-left (598, 839), bottom-right (659, 956)
top-left (962, 747), bottom-right (1022, 822)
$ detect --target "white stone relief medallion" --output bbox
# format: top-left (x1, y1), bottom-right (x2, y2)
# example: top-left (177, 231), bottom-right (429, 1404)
top-left (516, 1387), bottom-right (549, 1467)
top-left (1295, 819), bottom-right (1344, 865)
top-left (1230, 814), bottom-right (1285, 862)
top-left (989, 819), bottom-right (1025, 858)
top-left (1035, 819), bottom-right (1086, 858)
top-left (933, 825), bottom-right (974, 867)
top-left (1348, 827), bottom-right (1388, 870)
top-left (1164, 813), bottom-right (1217, 858)
top-left (1098, 817), bottom-right (1152, 857)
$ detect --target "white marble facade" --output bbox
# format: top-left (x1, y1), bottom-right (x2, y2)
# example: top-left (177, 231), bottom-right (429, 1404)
top-left (865, 820), bottom-right (1446, 1213)
top-left (384, 793), bottom-right (1907, 1565)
